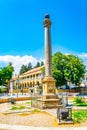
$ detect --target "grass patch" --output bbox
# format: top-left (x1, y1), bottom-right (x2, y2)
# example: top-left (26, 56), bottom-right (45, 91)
top-left (19, 109), bottom-right (54, 117)
top-left (19, 109), bottom-right (42, 116)
top-left (31, 109), bottom-right (41, 114)
top-left (25, 101), bottom-right (31, 104)
top-left (74, 102), bottom-right (87, 106)
top-left (10, 105), bottom-right (26, 110)
top-left (19, 113), bottom-right (30, 116)
top-left (72, 110), bottom-right (87, 123)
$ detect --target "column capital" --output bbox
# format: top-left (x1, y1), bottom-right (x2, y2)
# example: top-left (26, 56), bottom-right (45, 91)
top-left (43, 14), bottom-right (51, 27)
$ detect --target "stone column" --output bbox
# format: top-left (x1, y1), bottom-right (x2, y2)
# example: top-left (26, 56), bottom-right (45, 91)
top-left (42, 14), bottom-right (56, 95)
top-left (44, 14), bottom-right (52, 76)
top-left (36, 14), bottom-right (62, 109)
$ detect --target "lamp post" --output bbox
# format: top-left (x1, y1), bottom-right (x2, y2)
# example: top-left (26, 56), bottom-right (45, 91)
top-left (21, 82), bottom-right (23, 95)
top-left (10, 81), bottom-right (13, 97)
top-left (16, 75), bottom-right (19, 97)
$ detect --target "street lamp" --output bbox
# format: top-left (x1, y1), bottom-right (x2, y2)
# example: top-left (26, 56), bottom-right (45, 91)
top-left (10, 81), bottom-right (13, 97)
top-left (21, 82), bottom-right (24, 95)
top-left (16, 75), bottom-right (19, 97)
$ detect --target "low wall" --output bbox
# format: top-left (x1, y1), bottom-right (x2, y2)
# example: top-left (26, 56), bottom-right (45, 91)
top-left (56, 89), bottom-right (75, 93)
top-left (0, 98), bottom-right (9, 103)
top-left (0, 97), bottom-right (31, 103)
top-left (13, 89), bottom-right (28, 93)
top-left (80, 87), bottom-right (87, 94)
top-left (15, 97), bottom-right (31, 101)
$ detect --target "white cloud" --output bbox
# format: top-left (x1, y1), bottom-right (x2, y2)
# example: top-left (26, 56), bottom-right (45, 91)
top-left (0, 53), bottom-right (86, 77)
top-left (79, 53), bottom-right (87, 58)
top-left (78, 53), bottom-right (87, 68)
top-left (0, 55), bottom-right (42, 75)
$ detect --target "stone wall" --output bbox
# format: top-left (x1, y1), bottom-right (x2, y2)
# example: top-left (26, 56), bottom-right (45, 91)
top-left (0, 97), bottom-right (31, 103)
top-left (79, 87), bottom-right (87, 94)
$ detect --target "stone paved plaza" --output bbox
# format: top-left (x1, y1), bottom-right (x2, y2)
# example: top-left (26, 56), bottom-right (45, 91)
top-left (0, 100), bottom-right (87, 129)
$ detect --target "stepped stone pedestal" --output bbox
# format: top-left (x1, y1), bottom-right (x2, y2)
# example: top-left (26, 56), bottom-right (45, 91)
top-left (37, 76), bottom-right (62, 109)
top-left (37, 94), bottom-right (62, 109)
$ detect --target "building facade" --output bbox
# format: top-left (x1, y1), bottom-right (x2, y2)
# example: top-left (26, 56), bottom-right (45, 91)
top-left (10, 66), bottom-right (44, 94)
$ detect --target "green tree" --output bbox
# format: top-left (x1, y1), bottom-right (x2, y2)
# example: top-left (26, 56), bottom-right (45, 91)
top-left (0, 63), bottom-right (14, 86)
top-left (19, 64), bottom-right (28, 75)
top-left (52, 52), bottom-right (86, 87)
top-left (34, 61), bottom-right (41, 68)
top-left (7, 62), bottom-right (14, 79)
top-left (41, 61), bottom-right (44, 66)
top-left (19, 63), bottom-right (33, 74)
top-left (27, 62), bottom-right (32, 70)
top-left (34, 61), bottom-right (44, 68)
top-left (41, 67), bottom-right (45, 74)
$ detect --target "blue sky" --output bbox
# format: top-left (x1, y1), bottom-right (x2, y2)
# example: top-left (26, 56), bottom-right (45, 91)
top-left (0, 0), bottom-right (87, 74)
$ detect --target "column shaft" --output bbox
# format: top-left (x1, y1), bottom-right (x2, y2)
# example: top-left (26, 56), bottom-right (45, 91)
top-left (44, 27), bottom-right (52, 76)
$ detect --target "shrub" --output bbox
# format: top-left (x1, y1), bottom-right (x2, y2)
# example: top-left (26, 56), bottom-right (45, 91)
top-left (74, 96), bottom-right (83, 103)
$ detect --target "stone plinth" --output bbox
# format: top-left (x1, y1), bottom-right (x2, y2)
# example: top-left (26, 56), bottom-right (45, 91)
top-left (36, 76), bottom-right (62, 109)
top-left (37, 94), bottom-right (62, 109)
top-left (42, 76), bottom-right (56, 94)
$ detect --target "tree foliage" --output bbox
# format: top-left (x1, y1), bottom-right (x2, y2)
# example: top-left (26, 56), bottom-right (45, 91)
top-left (41, 61), bottom-right (44, 66)
top-left (34, 61), bottom-right (44, 68)
top-left (34, 61), bottom-right (41, 68)
top-left (0, 62), bottom-right (14, 86)
top-left (19, 65), bottom-right (28, 75)
top-left (27, 63), bottom-right (32, 70)
top-left (19, 61), bottom-right (44, 75)
top-left (52, 52), bottom-right (86, 87)
top-left (19, 62), bottom-right (33, 75)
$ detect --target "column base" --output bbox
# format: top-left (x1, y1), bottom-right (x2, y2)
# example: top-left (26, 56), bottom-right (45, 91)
top-left (37, 94), bottom-right (62, 109)
top-left (31, 76), bottom-right (62, 109)
top-left (31, 93), bottom-right (62, 109)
